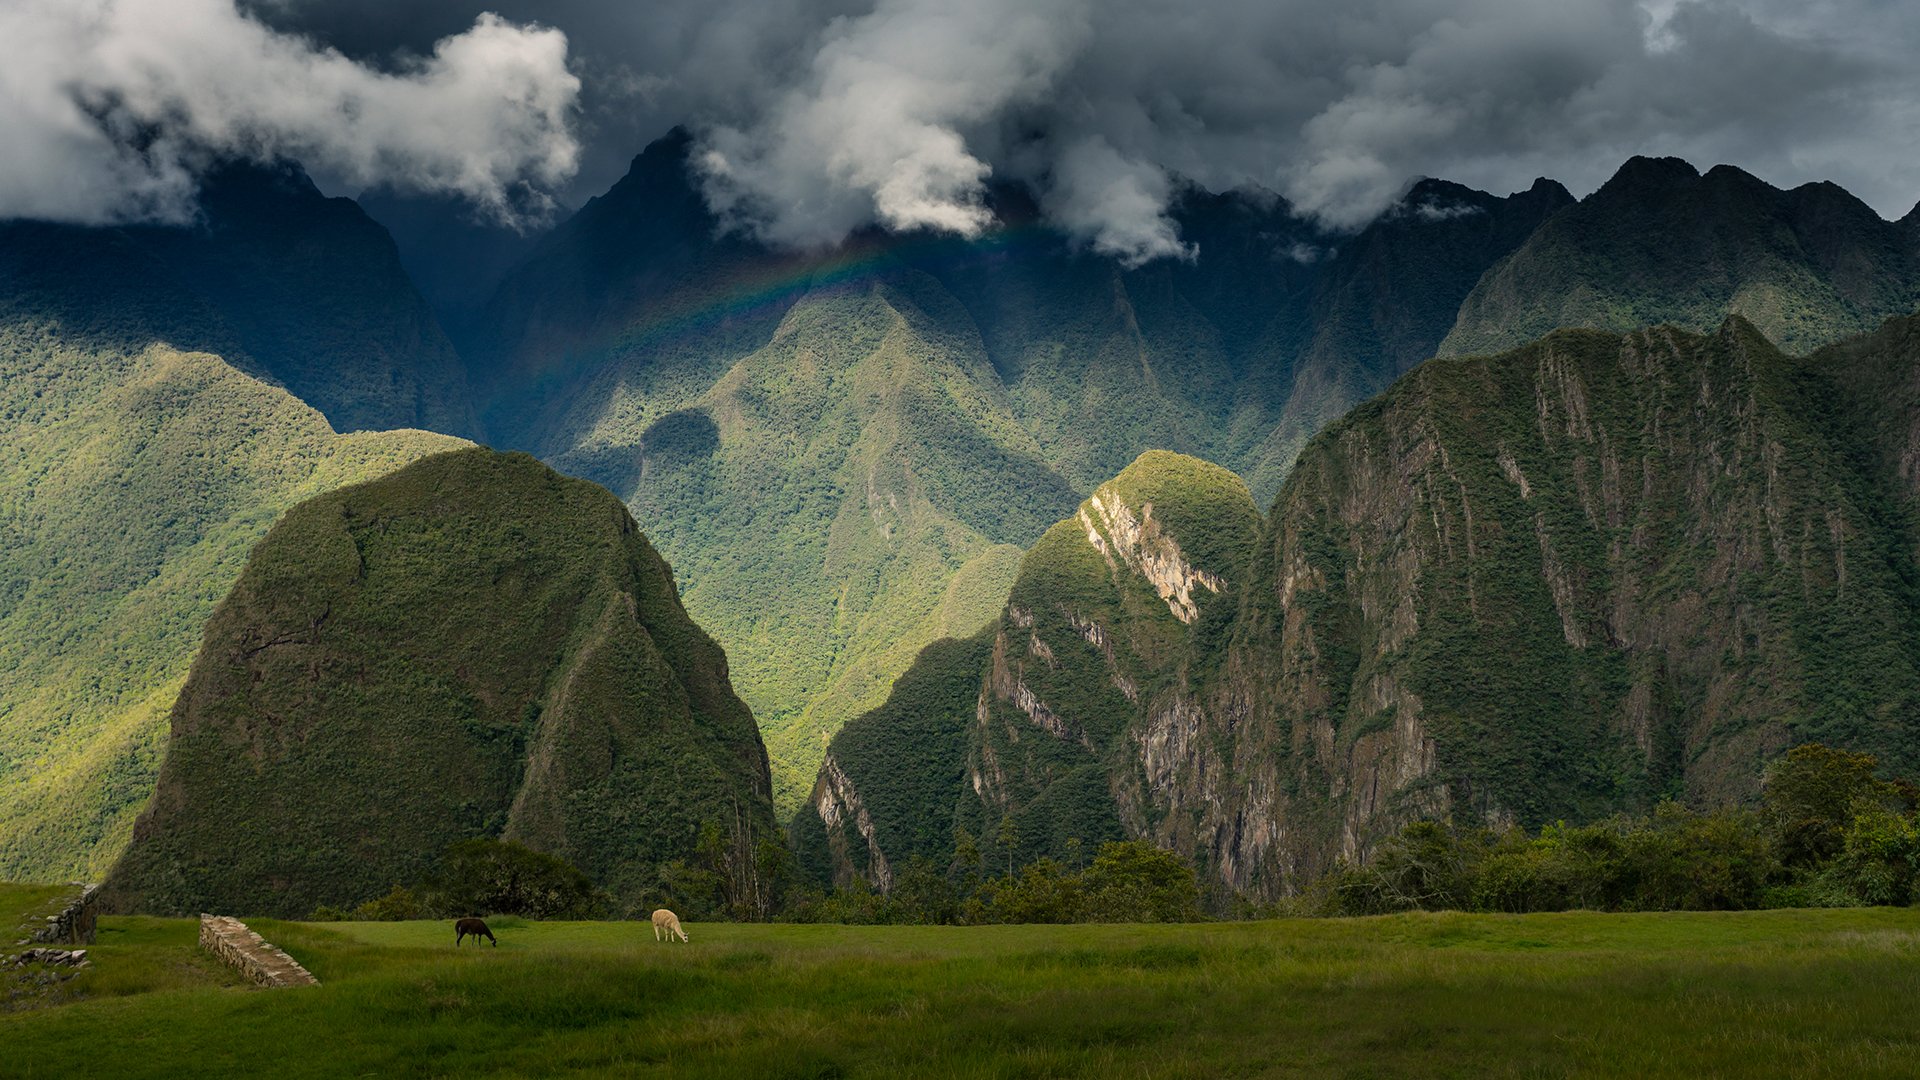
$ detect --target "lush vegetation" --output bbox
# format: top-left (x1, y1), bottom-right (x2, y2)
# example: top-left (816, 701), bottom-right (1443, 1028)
top-left (791, 631), bottom-right (996, 886)
top-left (313, 840), bottom-right (606, 923)
top-left (789, 840), bottom-right (1203, 926)
top-left (1320, 746), bottom-right (1920, 915)
top-left (0, 166), bottom-right (480, 883)
top-left (9, 906), bottom-right (1920, 1076)
top-left (103, 449), bottom-right (776, 919)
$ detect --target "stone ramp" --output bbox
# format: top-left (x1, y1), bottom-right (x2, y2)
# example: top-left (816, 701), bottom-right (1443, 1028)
top-left (199, 915), bottom-right (319, 987)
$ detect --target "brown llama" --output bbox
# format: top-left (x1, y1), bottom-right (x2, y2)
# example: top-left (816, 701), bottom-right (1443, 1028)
top-left (454, 917), bottom-right (496, 947)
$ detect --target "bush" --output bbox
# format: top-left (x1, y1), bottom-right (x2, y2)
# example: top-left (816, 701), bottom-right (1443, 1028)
top-left (352, 886), bottom-right (428, 921)
top-left (1329, 821), bottom-right (1489, 915)
top-left (975, 859), bottom-right (1083, 924)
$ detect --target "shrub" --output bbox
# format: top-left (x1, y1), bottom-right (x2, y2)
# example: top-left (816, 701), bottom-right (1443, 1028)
top-left (975, 859), bottom-right (1083, 924)
top-left (352, 886), bottom-right (427, 922)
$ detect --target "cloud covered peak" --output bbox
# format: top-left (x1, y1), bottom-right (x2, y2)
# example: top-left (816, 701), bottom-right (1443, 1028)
top-left (650, 0), bottom-right (1918, 261)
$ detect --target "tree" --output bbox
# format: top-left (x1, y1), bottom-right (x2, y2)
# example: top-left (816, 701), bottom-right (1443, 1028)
top-left (1080, 841), bottom-right (1202, 922)
top-left (1826, 804), bottom-right (1920, 906)
top-left (979, 858), bottom-right (1083, 923)
top-left (1764, 745), bottom-right (1894, 868)
top-left (423, 839), bottom-right (602, 919)
top-left (995, 816), bottom-right (1021, 878)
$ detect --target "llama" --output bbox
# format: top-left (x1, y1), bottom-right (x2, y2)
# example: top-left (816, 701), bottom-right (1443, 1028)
top-left (651, 908), bottom-right (688, 943)
top-left (454, 917), bottom-right (496, 947)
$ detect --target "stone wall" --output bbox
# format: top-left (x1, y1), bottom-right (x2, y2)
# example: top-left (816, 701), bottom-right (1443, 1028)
top-left (27, 884), bottom-right (99, 946)
top-left (198, 915), bottom-right (319, 987)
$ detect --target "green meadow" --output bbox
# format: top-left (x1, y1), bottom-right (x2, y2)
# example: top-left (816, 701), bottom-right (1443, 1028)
top-left (7, 906), bottom-right (1920, 1077)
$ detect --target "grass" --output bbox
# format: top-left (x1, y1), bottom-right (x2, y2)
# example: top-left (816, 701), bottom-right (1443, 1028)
top-left (5, 908), bottom-right (1920, 1076)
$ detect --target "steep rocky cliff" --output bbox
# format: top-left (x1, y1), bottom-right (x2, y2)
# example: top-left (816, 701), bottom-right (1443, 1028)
top-left (806, 315), bottom-right (1920, 898)
top-left (105, 449), bottom-right (775, 916)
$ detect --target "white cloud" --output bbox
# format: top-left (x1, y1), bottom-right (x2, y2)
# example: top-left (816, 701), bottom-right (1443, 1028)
top-left (665, 0), bottom-right (1917, 254)
top-left (0, 0), bottom-right (581, 225)
top-left (695, 0), bottom-right (1092, 247)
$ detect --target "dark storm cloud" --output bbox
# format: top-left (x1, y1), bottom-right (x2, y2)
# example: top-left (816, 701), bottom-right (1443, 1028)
top-left (10, 0), bottom-right (1918, 257)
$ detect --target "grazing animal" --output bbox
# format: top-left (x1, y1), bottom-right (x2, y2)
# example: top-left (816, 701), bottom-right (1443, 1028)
top-left (651, 908), bottom-right (688, 943)
top-left (455, 917), bottom-right (496, 947)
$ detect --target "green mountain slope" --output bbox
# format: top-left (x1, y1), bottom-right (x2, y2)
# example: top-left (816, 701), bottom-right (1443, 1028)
top-left (806, 314), bottom-right (1920, 898)
top-left (124, 164), bottom-right (479, 437)
top-left (0, 329), bottom-right (463, 882)
top-left (105, 449), bottom-right (775, 917)
top-left (794, 630), bottom-right (994, 890)
top-left (470, 131), bottom-right (1564, 813)
top-left (1442, 157), bottom-right (1920, 359)
top-left (569, 271), bottom-right (1064, 813)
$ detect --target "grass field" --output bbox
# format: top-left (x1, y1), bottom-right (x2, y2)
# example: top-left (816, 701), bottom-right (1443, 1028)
top-left (5, 907), bottom-right (1920, 1077)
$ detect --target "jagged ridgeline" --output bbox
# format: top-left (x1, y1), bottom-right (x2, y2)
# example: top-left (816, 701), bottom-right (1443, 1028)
top-left (105, 449), bottom-right (775, 917)
top-left (805, 314), bottom-right (1920, 898)
top-left (1442, 157), bottom-right (1920, 359)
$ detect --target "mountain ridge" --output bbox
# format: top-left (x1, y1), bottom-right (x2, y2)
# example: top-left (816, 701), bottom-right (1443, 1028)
top-left (803, 309), bottom-right (1920, 898)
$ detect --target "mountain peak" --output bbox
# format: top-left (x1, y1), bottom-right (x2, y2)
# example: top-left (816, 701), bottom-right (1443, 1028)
top-left (1596, 155), bottom-right (1701, 199)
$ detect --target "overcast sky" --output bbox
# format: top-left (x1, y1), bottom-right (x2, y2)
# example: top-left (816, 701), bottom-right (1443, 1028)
top-left (5, 0), bottom-right (1916, 263)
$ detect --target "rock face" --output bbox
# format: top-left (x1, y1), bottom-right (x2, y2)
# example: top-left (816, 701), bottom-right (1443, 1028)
top-left (105, 449), bottom-right (775, 917)
top-left (805, 314), bottom-right (1920, 899)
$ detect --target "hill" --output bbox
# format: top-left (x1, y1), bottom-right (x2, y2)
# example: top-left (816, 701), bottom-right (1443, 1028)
top-left (1441, 157), bottom-right (1920, 358)
top-left (104, 449), bottom-right (776, 917)
top-left (803, 313), bottom-right (1920, 897)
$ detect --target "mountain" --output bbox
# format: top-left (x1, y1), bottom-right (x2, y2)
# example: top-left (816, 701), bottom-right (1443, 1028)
top-left (1, 163), bottom-right (478, 438)
top-left (468, 129), bottom-right (1567, 813)
top-left (803, 313), bottom-right (1920, 898)
top-left (1241, 177), bottom-right (1574, 493)
top-left (0, 330), bottom-right (463, 883)
top-left (105, 449), bottom-right (775, 917)
top-left (1441, 157), bottom-right (1920, 359)
top-left (0, 175), bottom-right (483, 883)
top-left (355, 189), bottom-right (544, 350)
top-left (794, 629), bottom-right (994, 889)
